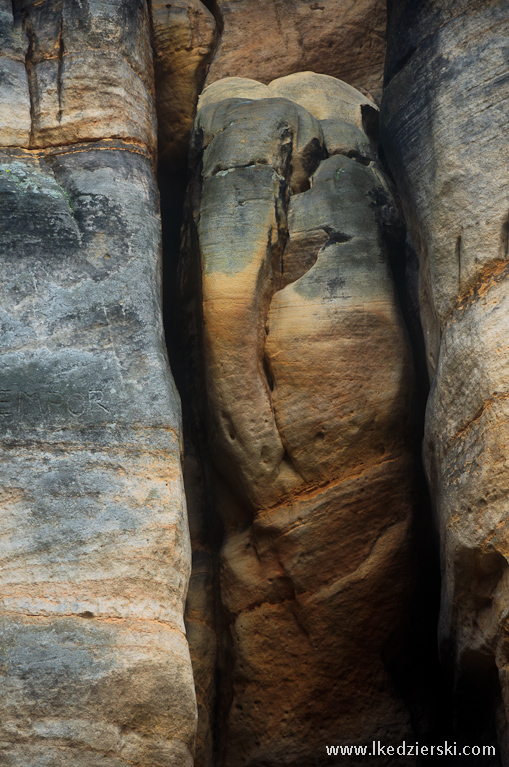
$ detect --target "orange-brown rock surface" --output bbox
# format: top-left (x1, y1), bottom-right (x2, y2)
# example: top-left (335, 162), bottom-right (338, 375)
top-left (0, 2), bottom-right (196, 765)
top-left (180, 73), bottom-right (417, 765)
top-left (381, 0), bottom-right (509, 753)
top-left (151, 0), bottom-right (217, 171)
top-left (205, 0), bottom-right (387, 103)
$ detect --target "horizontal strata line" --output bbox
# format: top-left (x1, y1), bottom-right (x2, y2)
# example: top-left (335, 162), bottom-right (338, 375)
top-left (230, 520), bottom-right (407, 617)
top-left (208, 161), bottom-right (286, 182)
top-left (306, 520), bottom-right (408, 600)
top-left (0, 735), bottom-right (192, 765)
top-left (0, 136), bottom-right (152, 157)
top-left (0, 438), bottom-right (179, 453)
top-left (0, 739), bottom-right (122, 756)
top-left (0, 423), bottom-right (179, 436)
top-left (0, 736), bottom-right (174, 763)
top-left (184, 616), bottom-right (216, 630)
top-left (0, 611), bottom-right (186, 631)
top-left (24, 47), bottom-right (152, 84)
top-left (443, 391), bottom-right (509, 453)
top-left (0, 435), bottom-right (178, 446)
top-left (0, 51), bottom-right (26, 63)
top-left (256, 455), bottom-right (403, 515)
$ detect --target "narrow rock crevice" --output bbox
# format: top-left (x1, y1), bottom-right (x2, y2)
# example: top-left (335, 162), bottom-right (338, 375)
top-left (385, 44), bottom-right (416, 84)
top-left (56, 15), bottom-right (64, 123)
top-left (21, 11), bottom-right (35, 146)
top-left (500, 212), bottom-right (509, 260)
top-left (200, 0), bottom-right (224, 34)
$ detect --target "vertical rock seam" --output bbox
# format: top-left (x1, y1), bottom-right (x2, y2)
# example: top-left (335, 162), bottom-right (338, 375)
top-left (148, 9), bottom-right (222, 764)
top-left (0, 2), bottom-right (196, 765)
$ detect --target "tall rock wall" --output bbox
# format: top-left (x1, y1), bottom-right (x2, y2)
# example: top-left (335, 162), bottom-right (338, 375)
top-left (205, 0), bottom-right (387, 103)
top-left (381, 0), bottom-right (509, 752)
top-left (180, 72), bottom-right (417, 766)
top-left (0, 2), bottom-right (196, 765)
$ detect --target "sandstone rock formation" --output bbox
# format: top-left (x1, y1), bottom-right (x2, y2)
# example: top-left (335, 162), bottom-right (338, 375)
top-left (381, 0), bottom-right (509, 752)
top-left (180, 73), bottom-right (417, 765)
top-left (0, 3), bottom-right (196, 765)
top-left (151, 0), bottom-right (217, 171)
top-left (205, 0), bottom-right (387, 103)
top-left (7, 0), bottom-right (507, 761)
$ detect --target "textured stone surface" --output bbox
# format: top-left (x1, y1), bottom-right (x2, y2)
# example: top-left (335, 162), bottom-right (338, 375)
top-left (198, 71), bottom-right (377, 129)
top-left (181, 73), bottom-right (416, 765)
top-left (3, 0), bottom-right (156, 153)
top-left (0, 1), bottom-right (31, 146)
top-left (205, 0), bottom-right (387, 103)
top-left (0, 3), bottom-right (196, 765)
top-left (151, 0), bottom-right (217, 171)
top-left (381, 0), bottom-right (509, 752)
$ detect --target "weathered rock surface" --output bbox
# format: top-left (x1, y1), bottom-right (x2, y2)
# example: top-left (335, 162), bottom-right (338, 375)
top-left (2, 0), bottom-right (156, 153)
top-left (151, 0), bottom-right (217, 171)
top-left (0, 2), bottom-right (196, 765)
top-left (181, 73), bottom-right (416, 765)
top-left (381, 0), bottom-right (509, 752)
top-left (205, 0), bottom-right (387, 103)
top-left (0, 1), bottom-right (31, 145)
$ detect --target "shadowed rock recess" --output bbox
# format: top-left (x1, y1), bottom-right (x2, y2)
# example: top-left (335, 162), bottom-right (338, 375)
top-left (0, 3), bottom-right (196, 766)
top-left (178, 73), bottom-right (418, 766)
top-left (204, 0), bottom-right (387, 103)
top-left (381, 0), bottom-right (509, 759)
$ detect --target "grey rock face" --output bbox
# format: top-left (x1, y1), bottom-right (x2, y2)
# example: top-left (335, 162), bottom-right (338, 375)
top-left (381, 0), bottom-right (509, 752)
top-left (0, 3), bottom-right (196, 765)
